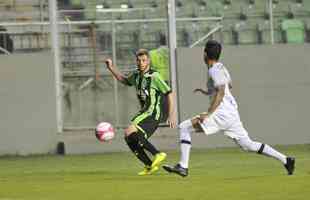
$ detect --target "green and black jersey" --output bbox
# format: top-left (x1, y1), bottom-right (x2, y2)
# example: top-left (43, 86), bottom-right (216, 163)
top-left (124, 69), bottom-right (171, 126)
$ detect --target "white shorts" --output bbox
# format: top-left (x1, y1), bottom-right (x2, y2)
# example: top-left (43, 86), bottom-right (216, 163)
top-left (199, 114), bottom-right (249, 140)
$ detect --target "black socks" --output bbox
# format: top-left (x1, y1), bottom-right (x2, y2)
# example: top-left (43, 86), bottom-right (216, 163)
top-left (125, 133), bottom-right (152, 166)
top-left (135, 132), bottom-right (160, 155)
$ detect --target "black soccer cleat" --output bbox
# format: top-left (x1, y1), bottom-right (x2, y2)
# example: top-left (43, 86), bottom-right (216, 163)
top-left (162, 164), bottom-right (188, 177)
top-left (284, 157), bottom-right (295, 175)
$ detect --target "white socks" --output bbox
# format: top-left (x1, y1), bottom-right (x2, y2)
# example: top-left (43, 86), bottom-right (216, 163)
top-left (180, 141), bottom-right (191, 168)
top-left (178, 120), bottom-right (288, 169)
top-left (236, 137), bottom-right (287, 164)
top-left (178, 119), bottom-right (194, 169)
top-left (262, 144), bottom-right (287, 164)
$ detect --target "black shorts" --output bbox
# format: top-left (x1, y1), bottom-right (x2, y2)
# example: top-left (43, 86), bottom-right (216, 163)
top-left (161, 94), bottom-right (169, 122)
top-left (131, 114), bottom-right (160, 138)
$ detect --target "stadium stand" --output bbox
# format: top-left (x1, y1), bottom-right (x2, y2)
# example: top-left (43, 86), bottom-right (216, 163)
top-left (0, 26), bottom-right (14, 54)
top-left (0, 0), bottom-right (309, 67)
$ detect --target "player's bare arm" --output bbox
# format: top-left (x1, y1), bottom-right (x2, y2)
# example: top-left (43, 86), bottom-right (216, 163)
top-left (166, 92), bottom-right (176, 128)
top-left (104, 59), bottom-right (127, 84)
top-left (199, 85), bottom-right (225, 122)
top-left (193, 81), bottom-right (209, 95)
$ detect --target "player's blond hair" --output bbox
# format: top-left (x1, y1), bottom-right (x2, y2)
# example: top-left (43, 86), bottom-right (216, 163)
top-left (136, 49), bottom-right (149, 58)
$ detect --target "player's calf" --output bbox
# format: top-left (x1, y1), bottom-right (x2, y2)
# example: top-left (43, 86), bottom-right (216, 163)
top-left (124, 133), bottom-right (152, 167)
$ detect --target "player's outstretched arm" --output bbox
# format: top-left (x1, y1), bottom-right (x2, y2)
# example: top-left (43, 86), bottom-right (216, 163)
top-left (166, 92), bottom-right (176, 128)
top-left (104, 58), bottom-right (127, 84)
top-left (193, 88), bottom-right (209, 96)
top-left (193, 81), bottom-right (210, 96)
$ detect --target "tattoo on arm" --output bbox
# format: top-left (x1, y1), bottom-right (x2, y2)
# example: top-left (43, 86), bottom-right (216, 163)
top-left (208, 85), bottom-right (225, 114)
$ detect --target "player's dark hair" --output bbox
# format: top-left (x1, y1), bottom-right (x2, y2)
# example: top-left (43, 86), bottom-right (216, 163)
top-left (136, 49), bottom-right (149, 58)
top-left (204, 40), bottom-right (222, 61)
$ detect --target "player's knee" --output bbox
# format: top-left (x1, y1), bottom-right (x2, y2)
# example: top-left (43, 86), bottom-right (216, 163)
top-left (240, 145), bottom-right (251, 152)
top-left (248, 140), bottom-right (261, 152)
top-left (124, 132), bottom-right (138, 143)
top-left (124, 130), bottom-right (132, 137)
top-left (179, 119), bottom-right (192, 130)
top-left (179, 120), bottom-right (192, 142)
top-left (124, 125), bottom-right (137, 136)
top-left (180, 129), bottom-right (191, 141)
top-left (238, 138), bottom-right (260, 152)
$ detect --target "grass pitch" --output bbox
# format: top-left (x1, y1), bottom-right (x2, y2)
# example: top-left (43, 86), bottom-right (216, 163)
top-left (0, 144), bottom-right (309, 200)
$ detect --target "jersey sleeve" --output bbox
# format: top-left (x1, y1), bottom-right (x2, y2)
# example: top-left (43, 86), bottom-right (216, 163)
top-left (151, 72), bottom-right (171, 94)
top-left (208, 67), bottom-right (228, 87)
top-left (123, 72), bottom-right (136, 86)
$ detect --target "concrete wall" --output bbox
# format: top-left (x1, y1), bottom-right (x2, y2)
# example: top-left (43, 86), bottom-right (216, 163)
top-left (63, 76), bottom-right (139, 128)
top-left (0, 52), bottom-right (57, 155)
top-left (63, 44), bottom-right (310, 154)
top-left (1, 45), bottom-right (310, 155)
top-left (177, 44), bottom-right (310, 146)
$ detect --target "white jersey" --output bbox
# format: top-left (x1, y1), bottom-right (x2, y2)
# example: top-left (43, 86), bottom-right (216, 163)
top-left (207, 62), bottom-right (240, 127)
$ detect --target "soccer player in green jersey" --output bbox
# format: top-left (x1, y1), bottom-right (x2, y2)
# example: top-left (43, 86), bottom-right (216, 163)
top-left (105, 49), bottom-right (176, 175)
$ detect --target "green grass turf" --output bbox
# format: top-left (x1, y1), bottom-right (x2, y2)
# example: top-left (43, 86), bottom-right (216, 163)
top-left (0, 144), bottom-right (309, 200)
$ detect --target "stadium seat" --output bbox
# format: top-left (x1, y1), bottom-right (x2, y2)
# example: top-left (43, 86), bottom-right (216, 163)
top-left (207, 1), bottom-right (224, 17)
top-left (197, 0), bottom-right (207, 7)
top-left (150, 0), bottom-right (158, 8)
top-left (281, 19), bottom-right (305, 43)
top-left (258, 20), bottom-right (284, 44)
top-left (70, 0), bottom-right (83, 7)
top-left (0, 0), bottom-right (13, 10)
top-left (2, 0), bottom-right (308, 57)
top-left (223, 0), bottom-right (232, 6)
top-left (0, 26), bottom-right (14, 54)
top-left (176, 0), bottom-right (183, 8)
top-left (233, 21), bottom-right (259, 45)
top-left (217, 26), bottom-right (234, 45)
top-left (305, 22), bottom-right (310, 43)
top-left (249, 0), bottom-right (255, 6)
top-left (177, 28), bottom-right (192, 47)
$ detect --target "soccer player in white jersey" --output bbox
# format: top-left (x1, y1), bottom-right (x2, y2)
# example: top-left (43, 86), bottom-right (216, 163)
top-left (163, 40), bottom-right (295, 177)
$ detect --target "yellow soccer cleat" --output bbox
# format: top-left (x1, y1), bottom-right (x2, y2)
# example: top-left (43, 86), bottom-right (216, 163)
top-left (149, 166), bottom-right (159, 174)
top-left (138, 166), bottom-right (159, 176)
top-left (151, 152), bottom-right (167, 168)
top-left (138, 166), bottom-right (151, 176)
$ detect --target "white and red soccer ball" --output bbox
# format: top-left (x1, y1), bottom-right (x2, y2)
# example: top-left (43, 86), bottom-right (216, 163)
top-left (95, 122), bottom-right (115, 142)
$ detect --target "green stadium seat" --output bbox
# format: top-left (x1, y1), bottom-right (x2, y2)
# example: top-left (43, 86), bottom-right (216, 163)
top-left (281, 19), bottom-right (305, 43)
top-left (70, 0), bottom-right (83, 6)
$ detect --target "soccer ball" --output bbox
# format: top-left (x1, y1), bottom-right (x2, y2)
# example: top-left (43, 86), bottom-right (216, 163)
top-left (95, 122), bottom-right (115, 142)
